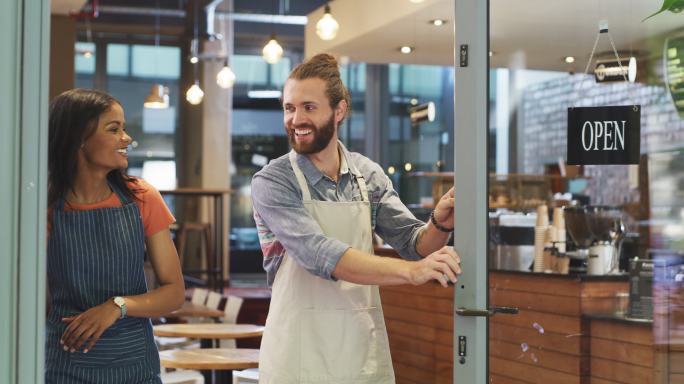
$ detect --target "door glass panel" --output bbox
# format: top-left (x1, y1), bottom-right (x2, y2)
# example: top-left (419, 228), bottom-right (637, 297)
top-left (489, 2), bottom-right (684, 383)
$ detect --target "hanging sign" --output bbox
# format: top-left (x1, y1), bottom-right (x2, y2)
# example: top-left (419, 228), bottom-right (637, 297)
top-left (567, 105), bottom-right (641, 165)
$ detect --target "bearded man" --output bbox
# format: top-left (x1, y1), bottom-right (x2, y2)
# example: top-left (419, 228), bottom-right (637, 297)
top-left (251, 53), bottom-right (461, 384)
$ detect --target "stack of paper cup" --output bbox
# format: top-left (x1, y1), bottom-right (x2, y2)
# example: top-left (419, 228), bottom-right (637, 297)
top-left (533, 205), bottom-right (549, 272)
top-left (553, 207), bottom-right (566, 253)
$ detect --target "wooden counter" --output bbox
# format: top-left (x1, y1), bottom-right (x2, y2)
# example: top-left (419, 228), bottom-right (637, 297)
top-left (379, 270), bottom-right (630, 384)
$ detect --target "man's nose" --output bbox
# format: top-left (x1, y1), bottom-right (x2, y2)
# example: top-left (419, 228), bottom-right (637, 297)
top-left (291, 109), bottom-right (305, 126)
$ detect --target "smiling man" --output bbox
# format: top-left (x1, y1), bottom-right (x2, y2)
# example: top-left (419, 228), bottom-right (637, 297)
top-left (251, 53), bottom-right (461, 384)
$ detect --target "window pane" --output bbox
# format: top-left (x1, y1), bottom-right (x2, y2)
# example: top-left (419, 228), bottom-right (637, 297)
top-left (233, 55), bottom-right (268, 86)
top-left (107, 44), bottom-right (129, 76)
top-left (75, 42), bottom-right (95, 74)
top-left (132, 45), bottom-right (181, 79)
top-left (270, 57), bottom-right (291, 87)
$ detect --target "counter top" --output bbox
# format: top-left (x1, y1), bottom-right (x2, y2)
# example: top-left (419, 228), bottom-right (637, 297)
top-left (583, 312), bottom-right (653, 325)
top-left (490, 269), bottom-right (629, 281)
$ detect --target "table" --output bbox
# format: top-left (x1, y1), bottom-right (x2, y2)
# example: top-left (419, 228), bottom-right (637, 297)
top-left (160, 188), bottom-right (231, 291)
top-left (160, 348), bottom-right (259, 383)
top-left (159, 348), bottom-right (259, 370)
top-left (153, 323), bottom-right (264, 339)
top-left (166, 301), bottom-right (224, 319)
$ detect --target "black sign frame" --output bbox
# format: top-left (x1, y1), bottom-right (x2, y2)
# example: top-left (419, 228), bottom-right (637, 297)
top-left (567, 105), bottom-right (641, 165)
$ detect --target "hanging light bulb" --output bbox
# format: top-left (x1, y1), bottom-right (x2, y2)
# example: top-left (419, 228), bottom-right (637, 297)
top-left (186, 81), bottom-right (204, 105)
top-left (144, 84), bottom-right (169, 109)
top-left (216, 60), bottom-right (236, 89)
top-left (262, 34), bottom-right (284, 64)
top-left (316, 4), bottom-right (339, 41)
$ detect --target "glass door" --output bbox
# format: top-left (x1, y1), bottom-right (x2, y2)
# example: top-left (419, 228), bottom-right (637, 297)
top-left (479, 0), bottom-right (684, 383)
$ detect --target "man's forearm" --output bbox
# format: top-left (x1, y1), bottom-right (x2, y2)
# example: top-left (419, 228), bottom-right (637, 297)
top-left (415, 223), bottom-right (451, 257)
top-left (332, 248), bottom-right (413, 286)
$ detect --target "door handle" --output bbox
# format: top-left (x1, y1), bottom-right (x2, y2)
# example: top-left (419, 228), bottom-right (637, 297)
top-left (455, 306), bottom-right (519, 317)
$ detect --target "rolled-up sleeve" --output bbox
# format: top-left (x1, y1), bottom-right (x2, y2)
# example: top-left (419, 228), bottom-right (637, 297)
top-left (372, 173), bottom-right (425, 261)
top-left (251, 172), bottom-right (350, 281)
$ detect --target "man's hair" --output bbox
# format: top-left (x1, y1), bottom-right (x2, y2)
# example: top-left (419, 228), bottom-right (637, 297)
top-left (287, 53), bottom-right (351, 123)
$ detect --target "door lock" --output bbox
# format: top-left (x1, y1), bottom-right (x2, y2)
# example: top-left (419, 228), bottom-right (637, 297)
top-left (455, 306), bottom-right (519, 317)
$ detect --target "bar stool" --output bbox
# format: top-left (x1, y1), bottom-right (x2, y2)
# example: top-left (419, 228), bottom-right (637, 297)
top-left (175, 222), bottom-right (216, 289)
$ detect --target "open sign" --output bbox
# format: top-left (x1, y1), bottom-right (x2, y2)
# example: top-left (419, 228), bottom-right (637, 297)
top-left (567, 106), bottom-right (640, 165)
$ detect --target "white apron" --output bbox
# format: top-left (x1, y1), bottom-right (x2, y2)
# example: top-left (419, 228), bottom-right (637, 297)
top-left (258, 148), bottom-right (395, 384)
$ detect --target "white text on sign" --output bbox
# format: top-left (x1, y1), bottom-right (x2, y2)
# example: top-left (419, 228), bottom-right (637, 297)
top-left (580, 120), bottom-right (626, 151)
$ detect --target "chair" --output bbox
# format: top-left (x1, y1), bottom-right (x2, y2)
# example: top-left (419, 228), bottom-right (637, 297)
top-left (160, 369), bottom-right (205, 384)
top-left (191, 288), bottom-right (209, 305)
top-left (232, 368), bottom-right (259, 384)
top-left (219, 295), bottom-right (244, 349)
top-left (156, 288), bottom-right (216, 351)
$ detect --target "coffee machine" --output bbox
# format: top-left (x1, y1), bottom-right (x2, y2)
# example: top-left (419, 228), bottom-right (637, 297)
top-left (564, 205), bottom-right (625, 275)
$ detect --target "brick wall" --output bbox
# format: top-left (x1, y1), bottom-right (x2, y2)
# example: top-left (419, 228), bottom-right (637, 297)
top-left (520, 72), bottom-right (684, 205)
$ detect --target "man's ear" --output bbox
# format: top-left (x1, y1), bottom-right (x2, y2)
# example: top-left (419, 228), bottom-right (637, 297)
top-left (334, 99), bottom-right (348, 124)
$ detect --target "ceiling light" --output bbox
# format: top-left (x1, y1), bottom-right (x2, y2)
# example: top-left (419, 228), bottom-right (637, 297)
top-left (216, 61), bottom-right (236, 89)
top-left (316, 4), bottom-right (339, 40)
top-left (409, 102), bottom-right (436, 124)
top-left (565, 56), bottom-right (575, 64)
top-left (593, 57), bottom-right (638, 83)
top-left (186, 81), bottom-right (204, 105)
top-left (430, 19), bottom-right (446, 26)
top-left (404, 162), bottom-right (413, 172)
top-left (409, 0), bottom-right (425, 3)
top-left (262, 35), bottom-right (284, 64)
top-left (143, 84), bottom-right (169, 109)
top-left (190, 56), bottom-right (199, 64)
top-left (400, 46), bottom-right (413, 54)
top-left (388, 166), bottom-right (396, 175)
top-left (489, 51), bottom-right (494, 57)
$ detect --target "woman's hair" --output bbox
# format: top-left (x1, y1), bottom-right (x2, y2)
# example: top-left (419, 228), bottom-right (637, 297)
top-left (287, 53), bottom-right (352, 123)
top-left (48, 88), bottom-right (140, 207)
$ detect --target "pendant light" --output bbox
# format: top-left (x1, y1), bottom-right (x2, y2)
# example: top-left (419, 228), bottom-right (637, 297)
top-left (144, 84), bottom-right (170, 108)
top-left (262, 34), bottom-right (283, 64)
top-left (144, 0), bottom-right (169, 109)
top-left (216, 60), bottom-right (236, 89)
top-left (316, 3), bottom-right (339, 41)
top-left (186, 81), bottom-right (204, 105)
top-left (185, 0), bottom-right (204, 105)
top-left (216, 18), bottom-right (236, 89)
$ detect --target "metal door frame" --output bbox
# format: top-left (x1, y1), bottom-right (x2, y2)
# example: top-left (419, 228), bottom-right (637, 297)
top-left (453, 0), bottom-right (489, 382)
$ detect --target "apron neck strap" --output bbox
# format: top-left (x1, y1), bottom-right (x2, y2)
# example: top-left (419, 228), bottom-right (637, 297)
top-left (54, 179), bottom-right (131, 211)
top-left (288, 151), bottom-right (312, 202)
top-left (338, 141), bottom-right (369, 202)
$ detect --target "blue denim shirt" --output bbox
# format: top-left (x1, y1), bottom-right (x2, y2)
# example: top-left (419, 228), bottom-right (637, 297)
top-left (251, 145), bottom-right (425, 286)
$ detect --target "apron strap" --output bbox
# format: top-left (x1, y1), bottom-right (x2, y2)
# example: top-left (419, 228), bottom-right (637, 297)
top-left (108, 179), bottom-right (133, 205)
top-left (338, 141), bottom-right (369, 202)
top-left (288, 151), bottom-right (312, 202)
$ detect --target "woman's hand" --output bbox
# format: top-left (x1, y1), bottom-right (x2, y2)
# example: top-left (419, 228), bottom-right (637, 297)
top-left (60, 300), bottom-right (120, 353)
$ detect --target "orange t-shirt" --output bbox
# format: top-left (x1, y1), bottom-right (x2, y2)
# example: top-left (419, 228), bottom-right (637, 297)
top-left (48, 178), bottom-right (175, 238)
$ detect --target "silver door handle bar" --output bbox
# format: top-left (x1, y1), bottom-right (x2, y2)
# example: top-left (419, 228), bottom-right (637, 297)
top-left (455, 306), bottom-right (519, 317)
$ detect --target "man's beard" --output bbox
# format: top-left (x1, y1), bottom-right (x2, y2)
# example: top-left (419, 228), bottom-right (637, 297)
top-left (286, 114), bottom-right (336, 155)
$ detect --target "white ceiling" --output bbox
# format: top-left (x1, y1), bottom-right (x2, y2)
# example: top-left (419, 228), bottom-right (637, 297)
top-left (305, 0), bottom-right (684, 71)
top-left (51, 0), bottom-right (87, 15)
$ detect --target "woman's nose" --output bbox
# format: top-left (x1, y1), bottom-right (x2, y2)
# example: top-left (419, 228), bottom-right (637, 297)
top-left (122, 132), bottom-right (133, 144)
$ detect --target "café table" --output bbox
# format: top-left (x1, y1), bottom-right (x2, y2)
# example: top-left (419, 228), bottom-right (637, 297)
top-left (166, 301), bottom-right (224, 319)
top-left (159, 348), bottom-right (259, 383)
top-left (153, 323), bottom-right (264, 340)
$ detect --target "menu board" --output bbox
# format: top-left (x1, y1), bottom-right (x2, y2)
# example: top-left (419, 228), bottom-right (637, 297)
top-left (666, 34), bottom-right (684, 118)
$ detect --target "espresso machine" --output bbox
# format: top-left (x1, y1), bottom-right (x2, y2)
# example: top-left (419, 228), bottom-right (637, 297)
top-left (564, 205), bottom-right (625, 275)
